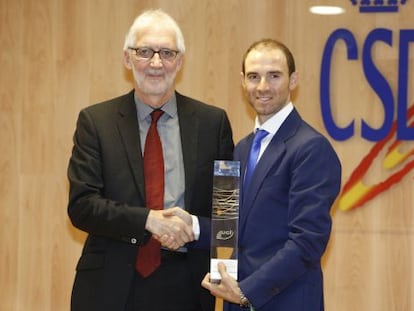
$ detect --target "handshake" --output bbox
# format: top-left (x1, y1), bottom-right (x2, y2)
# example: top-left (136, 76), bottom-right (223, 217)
top-left (145, 207), bottom-right (195, 250)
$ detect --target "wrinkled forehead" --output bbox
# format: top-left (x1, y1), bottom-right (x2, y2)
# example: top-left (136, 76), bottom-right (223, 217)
top-left (133, 25), bottom-right (178, 49)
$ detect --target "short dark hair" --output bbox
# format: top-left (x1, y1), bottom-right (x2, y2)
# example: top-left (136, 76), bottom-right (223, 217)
top-left (241, 38), bottom-right (296, 76)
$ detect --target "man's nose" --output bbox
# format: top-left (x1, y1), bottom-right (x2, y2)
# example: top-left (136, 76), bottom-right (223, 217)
top-left (149, 52), bottom-right (163, 66)
top-left (257, 77), bottom-right (270, 90)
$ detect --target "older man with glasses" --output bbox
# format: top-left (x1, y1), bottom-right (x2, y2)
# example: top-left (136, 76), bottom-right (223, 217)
top-left (67, 8), bottom-right (234, 311)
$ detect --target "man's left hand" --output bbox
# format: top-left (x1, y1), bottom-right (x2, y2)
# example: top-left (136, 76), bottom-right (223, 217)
top-left (201, 262), bottom-right (242, 304)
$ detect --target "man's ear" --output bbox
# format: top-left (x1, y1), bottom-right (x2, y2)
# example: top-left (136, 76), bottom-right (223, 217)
top-left (123, 50), bottom-right (132, 70)
top-left (240, 72), bottom-right (246, 88)
top-left (289, 71), bottom-right (299, 91)
top-left (175, 54), bottom-right (184, 71)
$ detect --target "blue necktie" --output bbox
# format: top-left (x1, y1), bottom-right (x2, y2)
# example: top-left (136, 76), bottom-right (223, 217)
top-left (244, 129), bottom-right (269, 190)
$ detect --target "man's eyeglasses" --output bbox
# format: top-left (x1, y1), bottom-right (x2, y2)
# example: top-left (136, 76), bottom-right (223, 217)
top-left (128, 47), bottom-right (179, 61)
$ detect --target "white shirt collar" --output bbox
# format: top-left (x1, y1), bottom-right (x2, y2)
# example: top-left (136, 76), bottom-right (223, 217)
top-left (135, 93), bottom-right (178, 122)
top-left (253, 102), bottom-right (294, 135)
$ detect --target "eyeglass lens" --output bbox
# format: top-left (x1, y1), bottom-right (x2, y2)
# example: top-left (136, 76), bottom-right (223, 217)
top-left (131, 47), bottom-right (178, 60)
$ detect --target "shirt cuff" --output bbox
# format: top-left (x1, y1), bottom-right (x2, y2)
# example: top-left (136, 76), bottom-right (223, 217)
top-left (191, 215), bottom-right (200, 240)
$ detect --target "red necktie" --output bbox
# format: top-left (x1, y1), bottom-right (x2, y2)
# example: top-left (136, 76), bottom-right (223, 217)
top-left (136, 109), bottom-right (164, 277)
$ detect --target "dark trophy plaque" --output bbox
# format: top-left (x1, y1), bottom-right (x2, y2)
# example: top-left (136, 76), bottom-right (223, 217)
top-left (210, 160), bottom-right (240, 283)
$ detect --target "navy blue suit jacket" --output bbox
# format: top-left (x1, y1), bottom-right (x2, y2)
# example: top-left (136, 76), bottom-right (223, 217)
top-left (228, 109), bottom-right (341, 311)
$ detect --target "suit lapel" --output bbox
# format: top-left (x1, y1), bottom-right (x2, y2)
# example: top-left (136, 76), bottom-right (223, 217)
top-left (239, 133), bottom-right (253, 189)
top-left (176, 93), bottom-right (199, 211)
top-left (116, 91), bottom-right (146, 201)
top-left (114, 91), bottom-right (200, 206)
top-left (240, 138), bottom-right (286, 230)
top-left (240, 109), bottom-right (302, 230)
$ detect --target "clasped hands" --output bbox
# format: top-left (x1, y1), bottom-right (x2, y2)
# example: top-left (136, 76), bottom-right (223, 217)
top-left (145, 207), bottom-right (194, 250)
top-left (146, 208), bottom-right (243, 304)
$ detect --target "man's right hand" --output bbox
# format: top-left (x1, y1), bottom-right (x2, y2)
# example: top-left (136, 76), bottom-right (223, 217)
top-left (145, 208), bottom-right (194, 249)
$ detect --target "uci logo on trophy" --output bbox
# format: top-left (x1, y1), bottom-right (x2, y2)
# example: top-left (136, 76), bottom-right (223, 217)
top-left (216, 230), bottom-right (235, 241)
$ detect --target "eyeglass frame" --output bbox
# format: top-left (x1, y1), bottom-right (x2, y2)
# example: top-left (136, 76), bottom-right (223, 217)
top-left (127, 47), bottom-right (180, 61)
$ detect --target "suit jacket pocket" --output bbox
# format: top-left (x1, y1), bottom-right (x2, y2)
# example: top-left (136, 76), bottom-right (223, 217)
top-left (76, 253), bottom-right (105, 271)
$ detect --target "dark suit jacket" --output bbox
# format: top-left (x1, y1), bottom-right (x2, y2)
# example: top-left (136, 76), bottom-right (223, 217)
top-left (228, 109), bottom-right (341, 311)
top-left (67, 90), bottom-right (234, 311)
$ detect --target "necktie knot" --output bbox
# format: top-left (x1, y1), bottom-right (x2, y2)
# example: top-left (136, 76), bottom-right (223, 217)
top-left (151, 109), bottom-right (164, 123)
top-left (252, 129), bottom-right (269, 147)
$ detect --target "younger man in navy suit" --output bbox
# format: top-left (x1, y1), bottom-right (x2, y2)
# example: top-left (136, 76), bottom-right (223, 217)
top-left (202, 39), bottom-right (341, 311)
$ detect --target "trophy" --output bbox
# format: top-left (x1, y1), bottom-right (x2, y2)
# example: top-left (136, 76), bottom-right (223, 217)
top-left (210, 160), bottom-right (240, 283)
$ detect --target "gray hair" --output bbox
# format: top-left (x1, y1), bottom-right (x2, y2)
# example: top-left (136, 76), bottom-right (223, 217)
top-left (123, 9), bottom-right (185, 54)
